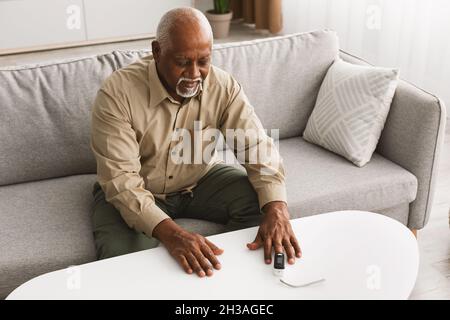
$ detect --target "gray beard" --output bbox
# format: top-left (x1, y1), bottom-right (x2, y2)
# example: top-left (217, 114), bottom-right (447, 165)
top-left (176, 78), bottom-right (202, 98)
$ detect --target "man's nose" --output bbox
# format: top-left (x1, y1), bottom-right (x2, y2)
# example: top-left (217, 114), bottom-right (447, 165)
top-left (186, 62), bottom-right (201, 80)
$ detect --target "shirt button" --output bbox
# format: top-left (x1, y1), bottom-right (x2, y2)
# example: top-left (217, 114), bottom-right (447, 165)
top-left (168, 175), bottom-right (173, 179)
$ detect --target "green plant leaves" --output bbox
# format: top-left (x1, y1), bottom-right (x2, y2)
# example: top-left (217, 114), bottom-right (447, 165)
top-left (214, 0), bottom-right (230, 14)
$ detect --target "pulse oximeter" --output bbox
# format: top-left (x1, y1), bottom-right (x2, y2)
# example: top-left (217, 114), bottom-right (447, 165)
top-left (273, 252), bottom-right (285, 277)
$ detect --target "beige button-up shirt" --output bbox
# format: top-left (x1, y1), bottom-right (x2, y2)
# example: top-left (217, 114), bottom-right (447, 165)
top-left (90, 55), bottom-right (287, 237)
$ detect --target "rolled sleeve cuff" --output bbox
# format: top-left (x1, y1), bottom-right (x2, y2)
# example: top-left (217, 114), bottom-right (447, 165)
top-left (134, 203), bottom-right (171, 237)
top-left (256, 183), bottom-right (288, 210)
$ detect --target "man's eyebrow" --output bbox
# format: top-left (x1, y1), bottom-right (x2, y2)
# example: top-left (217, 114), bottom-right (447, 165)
top-left (174, 55), bottom-right (210, 60)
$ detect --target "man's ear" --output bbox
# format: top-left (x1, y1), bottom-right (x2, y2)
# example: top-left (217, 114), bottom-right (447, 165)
top-left (151, 40), bottom-right (161, 62)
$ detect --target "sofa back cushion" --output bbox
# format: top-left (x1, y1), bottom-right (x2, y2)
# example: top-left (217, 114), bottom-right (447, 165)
top-left (0, 52), bottom-right (140, 186)
top-left (0, 30), bottom-right (339, 186)
top-left (211, 30), bottom-right (339, 138)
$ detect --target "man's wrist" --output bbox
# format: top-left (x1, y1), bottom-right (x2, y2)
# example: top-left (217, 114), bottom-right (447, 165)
top-left (152, 218), bottom-right (179, 242)
top-left (263, 200), bottom-right (288, 211)
top-left (262, 201), bottom-right (289, 218)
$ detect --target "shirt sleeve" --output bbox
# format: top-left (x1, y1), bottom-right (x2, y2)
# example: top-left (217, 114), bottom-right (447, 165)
top-left (90, 89), bottom-right (170, 237)
top-left (219, 79), bottom-right (288, 210)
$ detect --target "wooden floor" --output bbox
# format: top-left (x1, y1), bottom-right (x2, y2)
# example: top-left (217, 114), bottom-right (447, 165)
top-left (1, 23), bottom-right (449, 300)
top-left (410, 126), bottom-right (450, 300)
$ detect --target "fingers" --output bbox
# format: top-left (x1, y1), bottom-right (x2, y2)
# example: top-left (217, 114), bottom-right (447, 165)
top-left (185, 238), bottom-right (223, 277)
top-left (247, 222), bottom-right (302, 266)
top-left (193, 250), bottom-right (214, 277)
top-left (247, 234), bottom-right (263, 251)
top-left (290, 236), bottom-right (302, 258)
top-left (176, 255), bottom-right (193, 274)
top-left (282, 238), bottom-right (296, 264)
top-left (174, 235), bottom-right (223, 278)
top-left (201, 243), bottom-right (222, 270)
top-left (263, 238), bottom-right (273, 264)
top-left (205, 238), bottom-right (224, 255)
top-left (185, 253), bottom-right (206, 278)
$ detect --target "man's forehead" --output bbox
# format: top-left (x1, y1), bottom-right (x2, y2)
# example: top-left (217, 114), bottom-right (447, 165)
top-left (173, 51), bottom-right (211, 59)
top-left (169, 43), bottom-right (212, 58)
top-left (167, 24), bottom-right (212, 54)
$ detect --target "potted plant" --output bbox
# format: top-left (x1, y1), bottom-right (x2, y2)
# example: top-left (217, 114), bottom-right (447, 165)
top-left (205, 0), bottom-right (233, 39)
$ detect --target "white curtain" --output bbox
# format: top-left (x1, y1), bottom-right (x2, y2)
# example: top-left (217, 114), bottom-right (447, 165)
top-left (283, 0), bottom-right (450, 117)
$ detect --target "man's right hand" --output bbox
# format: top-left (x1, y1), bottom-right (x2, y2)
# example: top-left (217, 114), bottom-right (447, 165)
top-left (152, 219), bottom-right (224, 277)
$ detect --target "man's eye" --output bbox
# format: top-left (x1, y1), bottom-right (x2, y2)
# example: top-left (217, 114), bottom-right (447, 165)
top-left (176, 60), bottom-right (188, 67)
top-left (199, 60), bottom-right (209, 66)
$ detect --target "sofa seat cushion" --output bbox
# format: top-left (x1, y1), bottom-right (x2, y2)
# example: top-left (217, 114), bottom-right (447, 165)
top-left (0, 174), bottom-right (98, 298)
top-left (218, 137), bottom-right (418, 222)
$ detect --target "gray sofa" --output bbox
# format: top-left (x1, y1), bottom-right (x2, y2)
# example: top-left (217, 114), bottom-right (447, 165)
top-left (0, 30), bottom-right (446, 299)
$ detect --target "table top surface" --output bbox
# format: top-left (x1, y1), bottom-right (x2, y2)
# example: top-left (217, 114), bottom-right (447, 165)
top-left (7, 210), bottom-right (419, 300)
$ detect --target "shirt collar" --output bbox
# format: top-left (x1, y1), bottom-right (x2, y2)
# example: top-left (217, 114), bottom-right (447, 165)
top-left (148, 59), bottom-right (207, 108)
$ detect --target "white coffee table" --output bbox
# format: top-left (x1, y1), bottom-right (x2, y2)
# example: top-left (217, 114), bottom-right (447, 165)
top-left (6, 211), bottom-right (419, 300)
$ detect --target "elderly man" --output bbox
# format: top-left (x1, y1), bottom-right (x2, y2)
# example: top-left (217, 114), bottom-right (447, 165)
top-left (90, 7), bottom-right (301, 277)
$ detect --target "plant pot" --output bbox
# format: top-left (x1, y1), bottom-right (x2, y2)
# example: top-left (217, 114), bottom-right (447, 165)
top-left (205, 10), bottom-right (233, 39)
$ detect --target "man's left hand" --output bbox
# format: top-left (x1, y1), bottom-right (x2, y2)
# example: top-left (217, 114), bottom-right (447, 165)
top-left (247, 201), bottom-right (302, 264)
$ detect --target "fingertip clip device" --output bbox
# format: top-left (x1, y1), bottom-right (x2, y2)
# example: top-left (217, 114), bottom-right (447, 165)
top-left (273, 252), bottom-right (285, 277)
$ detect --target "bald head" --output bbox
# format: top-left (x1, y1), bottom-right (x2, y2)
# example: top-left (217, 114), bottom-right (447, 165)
top-left (156, 7), bottom-right (213, 51)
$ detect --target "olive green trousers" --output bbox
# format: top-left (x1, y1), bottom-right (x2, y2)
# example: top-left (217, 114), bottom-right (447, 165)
top-left (91, 164), bottom-right (262, 260)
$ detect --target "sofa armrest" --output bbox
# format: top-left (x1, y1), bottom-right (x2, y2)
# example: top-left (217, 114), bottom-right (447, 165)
top-left (340, 50), bottom-right (447, 229)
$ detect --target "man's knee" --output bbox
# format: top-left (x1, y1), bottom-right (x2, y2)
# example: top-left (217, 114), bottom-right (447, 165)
top-left (229, 175), bottom-right (260, 209)
top-left (226, 175), bottom-right (262, 229)
top-left (93, 219), bottom-right (160, 260)
top-left (91, 182), bottom-right (160, 260)
top-left (94, 230), bottom-right (159, 260)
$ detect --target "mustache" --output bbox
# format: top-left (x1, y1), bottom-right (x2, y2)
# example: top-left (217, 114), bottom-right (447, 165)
top-left (177, 77), bottom-right (203, 85)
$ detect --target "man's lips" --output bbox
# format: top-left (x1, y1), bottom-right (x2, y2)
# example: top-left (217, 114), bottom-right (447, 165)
top-left (181, 81), bottom-right (199, 88)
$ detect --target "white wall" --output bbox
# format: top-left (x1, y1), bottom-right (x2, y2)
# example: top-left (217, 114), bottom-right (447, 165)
top-left (283, 0), bottom-right (450, 117)
top-left (193, 0), bottom-right (213, 13)
top-left (0, 0), bottom-right (193, 52)
top-left (0, 0), bottom-right (86, 49)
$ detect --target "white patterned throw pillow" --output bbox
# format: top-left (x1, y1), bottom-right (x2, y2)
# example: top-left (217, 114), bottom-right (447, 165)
top-left (303, 58), bottom-right (399, 167)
